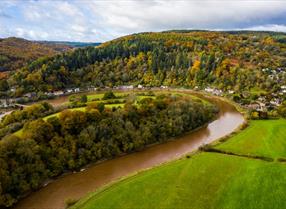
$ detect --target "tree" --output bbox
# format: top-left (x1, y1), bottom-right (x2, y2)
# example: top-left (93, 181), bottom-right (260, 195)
top-left (23, 119), bottom-right (54, 144)
top-left (103, 91), bottom-right (116, 100)
top-left (0, 79), bottom-right (9, 91)
top-left (59, 110), bottom-right (87, 135)
top-left (80, 94), bottom-right (88, 103)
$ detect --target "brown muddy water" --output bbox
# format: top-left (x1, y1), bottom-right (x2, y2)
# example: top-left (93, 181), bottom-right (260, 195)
top-left (13, 92), bottom-right (244, 209)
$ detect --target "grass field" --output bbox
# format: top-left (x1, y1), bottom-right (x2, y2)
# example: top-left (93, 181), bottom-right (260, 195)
top-left (71, 119), bottom-right (286, 209)
top-left (215, 119), bottom-right (286, 159)
top-left (86, 92), bottom-right (129, 102)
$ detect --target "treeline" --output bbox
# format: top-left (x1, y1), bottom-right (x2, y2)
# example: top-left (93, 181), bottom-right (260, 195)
top-left (7, 31), bottom-right (286, 96)
top-left (0, 103), bottom-right (54, 138)
top-left (0, 95), bottom-right (217, 207)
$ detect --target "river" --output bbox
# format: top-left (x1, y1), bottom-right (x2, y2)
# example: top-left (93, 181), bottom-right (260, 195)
top-left (13, 91), bottom-right (244, 209)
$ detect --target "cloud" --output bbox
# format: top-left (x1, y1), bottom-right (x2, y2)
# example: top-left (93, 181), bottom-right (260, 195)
top-left (244, 24), bottom-right (286, 32)
top-left (0, 11), bottom-right (12, 19)
top-left (0, 0), bottom-right (286, 42)
top-left (15, 28), bottom-right (49, 40)
top-left (89, 0), bottom-right (286, 32)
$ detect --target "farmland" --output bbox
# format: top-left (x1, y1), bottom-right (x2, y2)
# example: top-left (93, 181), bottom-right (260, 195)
top-left (71, 119), bottom-right (286, 209)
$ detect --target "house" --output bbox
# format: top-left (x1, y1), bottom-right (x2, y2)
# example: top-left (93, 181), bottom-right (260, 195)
top-left (262, 68), bottom-right (269, 72)
top-left (270, 98), bottom-right (281, 106)
top-left (53, 91), bottom-right (64, 96)
top-left (213, 89), bottom-right (223, 96)
top-left (66, 89), bottom-right (73, 94)
top-left (204, 87), bottom-right (223, 96)
top-left (137, 84), bottom-right (143, 89)
top-left (44, 92), bottom-right (54, 97)
top-left (87, 86), bottom-right (97, 91)
top-left (10, 87), bottom-right (16, 92)
top-left (23, 92), bottom-right (37, 98)
top-left (204, 87), bottom-right (214, 93)
top-left (0, 99), bottom-right (8, 108)
top-left (228, 90), bottom-right (235, 94)
top-left (160, 85), bottom-right (168, 89)
top-left (0, 98), bottom-right (15, 108)
top-left (247, 102), bottom-right (266, 111)
top-left (74, 88), bottom-right (80, 93)
top-left (119, 85), bottom-right (134, 90)
top-left (258, 96), bottom-right (266, 103)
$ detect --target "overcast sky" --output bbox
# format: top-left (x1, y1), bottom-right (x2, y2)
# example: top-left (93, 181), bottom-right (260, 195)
top-left (1, 0), bottom-right (286, 42)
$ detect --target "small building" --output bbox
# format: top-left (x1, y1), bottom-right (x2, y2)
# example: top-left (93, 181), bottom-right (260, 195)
top-left (53, 91), bottom-right (64, 96)
top-left (160, 85), bottom-right (168, 89)
top-left (270, 98), bottom-right (281, 106)
top-left (119, 85), bottom-right (134, 90)
top-left (23, 92), bottom-right (37, 98)
top-left (44, 92), bottom-right (54, 97)
top-left (10, 87), bottom-right (16, 93)
top-left (87, 86), bottom-right (97, 91)
top-left (247, 102), bottom-right (266, 112)
top-left (138, 84), bottom-right (143, 89)
top-left (204, 87), bottom-right (214, 93)
top-left (66, 89), bottom-right (73, 93)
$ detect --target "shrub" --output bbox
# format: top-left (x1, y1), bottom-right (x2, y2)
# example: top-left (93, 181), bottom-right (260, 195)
top-left (64, 198), bottom-right (78, 208)
top-left (103, 91), bottom-right (116, 100)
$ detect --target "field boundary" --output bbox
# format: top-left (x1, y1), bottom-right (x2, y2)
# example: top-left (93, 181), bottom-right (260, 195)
top-left (200, 146), bottom-right (274, 162)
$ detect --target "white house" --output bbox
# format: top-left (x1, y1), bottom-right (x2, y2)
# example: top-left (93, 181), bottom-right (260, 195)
top-left (204, 87), bottom-right (214, 93)
top-left (160, 85), bottom-right (168, 89)
top-left (137, 84), bottom-right (143, 89)
top-left (53, 91), bottom-right (64, 96)
top-left (66, 89), bottom-right (73, 93)
top-left (119, 85), bottom-right (134, 90)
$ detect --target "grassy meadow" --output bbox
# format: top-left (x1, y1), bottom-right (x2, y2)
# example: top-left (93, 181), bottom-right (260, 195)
top-left (71, 119), bottom-right (286, 209)
top-left (215, 119), bottom-right (286, 159)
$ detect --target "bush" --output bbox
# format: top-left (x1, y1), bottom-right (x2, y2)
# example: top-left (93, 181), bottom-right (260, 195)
top-left (80, 95), bottom-right (87, 103)
top-left (64, 198), bottom-right (78, 208)
top-left (103, 91), bottom-right (116, 100)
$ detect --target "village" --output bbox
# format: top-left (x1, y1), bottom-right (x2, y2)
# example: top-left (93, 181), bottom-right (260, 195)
top-left (0, 83), bottom-right (285, 118)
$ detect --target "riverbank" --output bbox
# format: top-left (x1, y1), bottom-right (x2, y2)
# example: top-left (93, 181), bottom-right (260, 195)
top-left (71, 119), bottom-right (286, 209)
top-left (12, 91), bottom-right (244, 209)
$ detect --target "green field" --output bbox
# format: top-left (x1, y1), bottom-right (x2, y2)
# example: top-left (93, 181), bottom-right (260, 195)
top-left (215, 119), bottom-right (286, 159)
top-left (71, 119), bottom-right (286, 209)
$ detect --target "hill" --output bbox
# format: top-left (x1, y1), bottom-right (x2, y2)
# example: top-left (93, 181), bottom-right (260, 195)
top-left (0, 37), bottom-right (72, 72)
top-left (6, 31), bottom-right (286, 96)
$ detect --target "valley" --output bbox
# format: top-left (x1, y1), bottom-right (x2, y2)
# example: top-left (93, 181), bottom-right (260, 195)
top-left (0, 28), bottom-right (286, 209)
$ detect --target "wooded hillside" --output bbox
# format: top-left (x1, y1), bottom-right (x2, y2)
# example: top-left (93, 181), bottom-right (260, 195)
top-left (0, 37), bottom-right (71, 72)
top-left (8, 31), bottom-right (286, 95)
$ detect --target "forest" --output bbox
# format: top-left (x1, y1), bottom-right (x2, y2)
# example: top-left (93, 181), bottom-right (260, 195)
top-left (0, 93), bottom-right (217, 207)
top-left (5, 31), bottom-right (286, 97)
top-left (0, 37), bottom-right (71, 73)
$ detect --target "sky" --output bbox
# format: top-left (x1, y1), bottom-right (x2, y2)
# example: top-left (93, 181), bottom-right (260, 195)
top-left (0, 0), bottom-right (286, 42)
